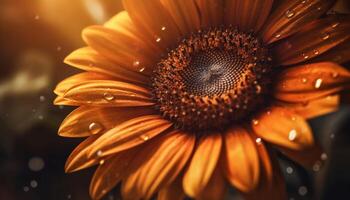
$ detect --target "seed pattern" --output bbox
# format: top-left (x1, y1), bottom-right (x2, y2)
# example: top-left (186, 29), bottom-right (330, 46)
top-left (152, 27), bottom-right (272, 131)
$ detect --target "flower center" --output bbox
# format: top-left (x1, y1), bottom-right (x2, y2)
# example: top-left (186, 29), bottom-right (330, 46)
top-left (152, 28), bottom-right (272, 132)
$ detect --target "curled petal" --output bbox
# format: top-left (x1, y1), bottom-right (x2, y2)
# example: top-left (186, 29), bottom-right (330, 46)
top-left (121, 131), bottom-right (195, 200)
top-left (225, 0), bottom-right (273, 32)
top-left (183, 134), bottom-right (222, 198)
top-left (224, 127), bottom-right (260, 192)
top-left (262, 0), bottom-right (336, 44)
top-left (58, 106), bottom-right (154, 138)
top-left (64, 47), bottom-right (148, 84)
top-left (62, 80), bottom-right (154, 107)
top-left (53, 96), bottom-right (80, 106)
top-left (272, 16), bottom-right (350, 65)
top-left (88, 115), bottom-right (172, 157)
top-left (252, 106), bottom-right (314, 150)
top-left (274, 62), bottom-right (350, 103)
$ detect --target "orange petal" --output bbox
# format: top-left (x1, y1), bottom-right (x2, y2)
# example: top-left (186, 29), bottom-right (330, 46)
top-left (262, 0), bottom-right (336, 44)
top-left (243, 151), bottom-right (287, 200)
top-left (58, 106), bottom-right (154, 138)
top-left (224, 0), bottom-right (273, 32)
top-left (311, 38), bottom-right (350, 64)
top-left (65, 135), bottom-right (102, 173)
top-left (89, 147), bottom-right (139, 200)
top-left (284, 95), bottom-right (339, 119)
top-left (197, 166), bottom-right (226, 200)
top-left (54, 72), bottom-right (112, 96)
top-left (62, 80), bottom-right (154, 107)
top-left (82, 25), bottom-right (158, 75)
top-left (278, 144), bottom-right (325, 169)
top-left (158, 176), bottom-right (186, 200)
top-left (160, 0), bottom-right (200, 36)
top-left (53, 96), bottom-right (80, 106)
top-left (122, 0), bottom-right (181, 50)
top-left (183, 134), bottom-right (222, 198)
top-left (195, 0), bottom-right (224, 28)
top-left (272, 16), bottom-right (350, 65)
top-left (252, 106), bottom-right (314, 150)
top-left (88, 115), bottom-right (172, 157)
top-left (121, 131), bottom-right (195, 200)
top-left (64, 47), bottom-right (148, 85)
top-left (224, 127), bottom-right (259, 192)
top-left (274, 62), bottom-right (350, 103)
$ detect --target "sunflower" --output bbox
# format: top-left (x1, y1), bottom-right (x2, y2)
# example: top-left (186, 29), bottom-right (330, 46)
top-left (54, 0), bottom-right (350, 199)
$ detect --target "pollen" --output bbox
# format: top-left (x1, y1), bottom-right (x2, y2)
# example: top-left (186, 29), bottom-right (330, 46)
top-left (152, 27), bottom-right (272, 131)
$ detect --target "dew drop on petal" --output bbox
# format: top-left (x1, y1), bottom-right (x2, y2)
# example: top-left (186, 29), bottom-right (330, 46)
top-left (255, 85), bottom-right (262, 94)
top-left (133, 60), bottom-right (140, 67)
top-left (285, 10), bottom-right (295, 18)
top-left (97, 150), bottom-right (103, 157)
top-left (302, 53), bottom-right (309, 59)
top-left (322, 33), bottom-right (330, 40)
top-left (156, 37), bottom-right (161, 43)
top-left (314, 78), bottom-right (323, 89)
top-left (332, 72), bottom-right (339, 78)
top-left (140, 134), bottom-right (150, 141)
top-left (313, 50), bottom-right (320, 55)
top-left (103, 93), bottom-right (115, 101)
top-left (288, 129), bottom-right (297, 141)
top-left (252, 119), bottom-right (259, 125)
top-left (139, 67), bottom-right (146, 72)
top-left (161, 26), bottom-right (166, 31)
top-left (99, 159), bottom-right (105, 165)
top-left (332, 22), bottom-right (340, 28)
top-left (255, 137), bottom-right (262, 144)
top-left (301, 78), bottom-right (308, 83)
top-left (89, 122), bottom-right (104, 135)
top-left (275, 34), bottom-right (281, 38)
top-left (298, 186), bottom-right (308, 196)
top-left (286, 166), bottom-right (294, 174)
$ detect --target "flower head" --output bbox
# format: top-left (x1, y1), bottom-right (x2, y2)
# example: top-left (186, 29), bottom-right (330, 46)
top-left (55, 0), bottom-right (350, 199)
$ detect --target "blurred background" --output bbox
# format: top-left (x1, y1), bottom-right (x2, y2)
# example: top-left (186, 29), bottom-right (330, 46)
top-left (0, 0), bottom-right (349, 199)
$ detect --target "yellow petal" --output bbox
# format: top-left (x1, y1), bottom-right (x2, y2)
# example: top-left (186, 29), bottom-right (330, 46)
top-left (122, 0), bottom-right (181, 50)
top-left (64, 47), bottom-right (148, 84)
top-left (183, 133), bottom-right (222, 198)
top-left (195, 0), bottom-right (224, 28)
top-left (160, 0), bottom-right (200, 36)
top-left (285, 95), bottom-right (339, 119)
top-left (274, 62), bottom-right (350, 103)
top-left (62, 80), bottom-right (154, 107)
top-left (262, 0), bottom-right (336, 44)
top-left (224, 127), bottom-right (259, 192)
top-left (53, 96), bottom-right (80, 106)
top-left (58, 106), bottom-right (154, 138)
top-left (197, 166), bottom-right (226, 200)
top-left (121, 131), bottom-right (195, 200)
top-left (224, 0), bottom-right (273, 32)
top-left (82, 25), bottom-right (158, 75)
top-left (272, 16), bottom-right (350, 65)
top-left (252, 106), bottom-right (314, 150)
top-left (88, 115), bottom-right (172, 157)
top-left (89, 147), bottom-right (139, 200)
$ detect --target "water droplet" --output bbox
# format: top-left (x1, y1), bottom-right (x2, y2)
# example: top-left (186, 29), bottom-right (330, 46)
top-left (133, 60), bottom-right (140, 67)
top-left (103, 93), bottom-right (115, 101)
top-left (301, 78), bottom-right (308, 83)
top-left (97, 150), bottom-right (103, 157)
top-left (139, 67), bottom-right (145, 72)
top-left (161, 26), bottom-right (166, 31)
top-left (285, 10), bottom-right (295, 18)
top-left (332, 72), bottom-right (339, 78)
top-left (30, 180), bottom-right (38, 188)
top-left (89, 122), bottom-right (104, 135)
top-left (99, 159), bottom-right (105, 165)
top-left (275, 34), bottom-right (281, 38)
top-left (298, 186), bottom-right (308, 196)
top-left (34, 15), bottom-right (40, 20)
top-left (286, 166), bottom-right (294, 174)
top-left (255, 138), bottom-right (262, 144)
top-left (140, 135), bottom-right (150, 141)
top-left (156, 37), bottom-right (161, 43)
top-left (321, 153), bottom-right (328, 160)
top-left (252, 119), bottom-right (259, 125)
top-left (314, 50), bottom-right (320, 55)
top-left (288, 129), bottom-right (297, 141)
top-left (291, 116), bottom-right (297, 121)
top-left (317, 7), bottom-right (322, 11)
top-left (23, 186), bottom-right (30, 192)
top-left (39, 95), bottom-right (46, 102)
top-left (302, 53), bottom-right (309, 59)
top-left (28, 157), bottom-right (45, 171)
top-left (314, 78), bottom-right (323, 89)
top-left (322, 33), bottom-right (330, 40)
top-left (332, 22), bottom-right (339, 28)
top-left (255, 85), bottom-right (262, 94)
